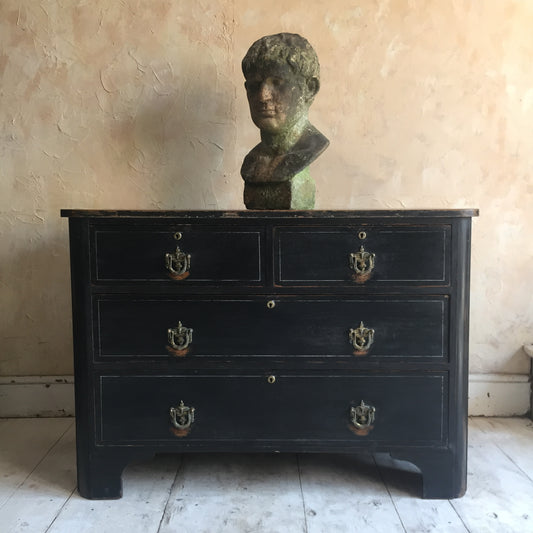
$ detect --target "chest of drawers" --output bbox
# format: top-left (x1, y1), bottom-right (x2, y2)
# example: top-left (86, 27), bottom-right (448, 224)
top-left (62, 209), bottom-right (477, 499)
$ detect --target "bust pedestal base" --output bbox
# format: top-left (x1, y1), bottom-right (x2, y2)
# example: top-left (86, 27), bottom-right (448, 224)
top-left (243, 168), bottom-right (315, 209)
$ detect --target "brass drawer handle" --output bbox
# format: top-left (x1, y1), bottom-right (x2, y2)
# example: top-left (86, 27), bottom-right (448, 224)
top-left (350, 401), bottom-right (376, 430)
top-left (349, 245), bottom-right (375, 282)
top-left (349, 321), bottom-right (375, 355)
top-left (167, 321), bottom-right (193, 355)
top-left (170, 401), bottom-right (195, 437)
top-left (165, 246), bottom-right (191, 280)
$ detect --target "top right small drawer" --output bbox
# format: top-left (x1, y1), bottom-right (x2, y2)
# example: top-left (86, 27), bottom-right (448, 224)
top-left (275, 225), bottom-right (451, 287)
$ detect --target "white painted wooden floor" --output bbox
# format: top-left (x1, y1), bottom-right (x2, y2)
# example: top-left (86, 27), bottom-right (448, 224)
top-left (0, 417), bottom-right (532, 533)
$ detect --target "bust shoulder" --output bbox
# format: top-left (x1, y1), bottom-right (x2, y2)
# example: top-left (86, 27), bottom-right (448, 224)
top-left (241, 125), bottom-right (329, 183)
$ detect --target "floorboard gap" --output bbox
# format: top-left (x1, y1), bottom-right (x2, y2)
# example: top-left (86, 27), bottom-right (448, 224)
top-left (156, 454), bottom-right (184, 533)
top-left (296, 454), bottom-right (309, 533)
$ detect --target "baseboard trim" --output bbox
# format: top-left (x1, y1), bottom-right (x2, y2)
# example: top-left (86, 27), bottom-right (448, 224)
top-left (0, 376), bottom-right (74, 418)
top-left (0, 373), bottom-right (530, 418)
top-left (468, 373), bottom-right (530, 416)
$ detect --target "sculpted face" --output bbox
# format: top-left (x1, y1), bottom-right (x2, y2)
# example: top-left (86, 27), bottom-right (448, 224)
top-left (245, 63), bottom-right (310, 135)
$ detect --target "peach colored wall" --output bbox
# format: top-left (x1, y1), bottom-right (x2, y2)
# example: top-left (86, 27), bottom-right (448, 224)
top-left (1, 0), bottom-right (531, 376)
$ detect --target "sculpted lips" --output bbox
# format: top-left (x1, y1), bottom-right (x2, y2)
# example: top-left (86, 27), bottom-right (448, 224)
top-left (254, 104), bottom-right (277, 117)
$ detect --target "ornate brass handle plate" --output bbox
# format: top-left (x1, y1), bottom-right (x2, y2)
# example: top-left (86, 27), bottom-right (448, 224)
top-left (349, 401), bottom-right (376, 436)
top-left (167, 321), bottom-right (193, 356)
top-left (170, 401), bottom-right (195, 437)
top-left (349, 321), bottom-right (375, 355)
top-left (165, 246), bottom-right (191, 280)
top-left (349, 245), bottom-right (375, 283)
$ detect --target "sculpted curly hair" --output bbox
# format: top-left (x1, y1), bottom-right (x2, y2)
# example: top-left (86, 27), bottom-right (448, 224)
top-left (242, 33), bottom-right (320, 82)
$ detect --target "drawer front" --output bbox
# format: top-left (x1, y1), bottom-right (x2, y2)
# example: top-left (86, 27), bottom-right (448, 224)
top-left (92, 225), bottom-right (264, 283)
top-left (98, 374), bottom-right (446, 445)
top-left (94, 296), bottom-right (448, 359)
top-left (275, 225), bottom-right (450, 285)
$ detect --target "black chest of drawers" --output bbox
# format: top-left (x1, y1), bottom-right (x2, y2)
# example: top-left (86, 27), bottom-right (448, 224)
top-left (62, 209), bottom-right (477, 499)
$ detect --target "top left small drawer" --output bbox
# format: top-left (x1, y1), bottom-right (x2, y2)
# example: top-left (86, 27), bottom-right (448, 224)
top-left (91, 225), bottom-right (264, 283)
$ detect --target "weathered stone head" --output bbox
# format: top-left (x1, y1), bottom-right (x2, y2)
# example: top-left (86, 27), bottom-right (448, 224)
top-left (241, 33), bottom-right (329, 209)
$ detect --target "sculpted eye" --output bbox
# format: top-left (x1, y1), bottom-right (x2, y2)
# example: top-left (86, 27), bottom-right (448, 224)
top-left (245, 80), bottom-right (260, 93)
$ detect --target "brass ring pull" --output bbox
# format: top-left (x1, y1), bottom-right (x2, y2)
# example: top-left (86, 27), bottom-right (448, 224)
top-left (165, 246), bottom-right (191, 280)
top-left (170, 401), bottom-right (195, 437)
top-left (167, 321), bottom-right (193, 356)
top-left (350, 401), bottom-right (376, 430)
top-left (349, 245), bottom-right (375, 283)
top-left (349, 321), bottom-right (375, 355)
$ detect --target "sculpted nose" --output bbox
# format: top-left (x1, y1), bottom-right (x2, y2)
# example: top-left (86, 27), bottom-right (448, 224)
top-left (258, 81), bottom-right (273, 102)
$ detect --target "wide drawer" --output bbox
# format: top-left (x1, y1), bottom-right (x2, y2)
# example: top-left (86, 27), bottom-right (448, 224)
top-left (97, 374), bottom-right (446, 445)
top-left (94, 295), bottom-right (448, 360)
top-left (275, 225), bottom-right (451, 286)
top-left (91, 225), bottom-right (264, 283)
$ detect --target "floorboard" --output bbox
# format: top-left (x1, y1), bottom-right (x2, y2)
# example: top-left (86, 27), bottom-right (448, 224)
top-left (0, 418), bottom-right (72, 510)
top-left (158, 453), bottom-right (307, 533)
top-left (0, 417), bottom-right (532, 532)
top-left (450, 418), bottom-right (533, 533)
top-left (0, 422), bottom-right (76, 533)
top-left (374, 453), bottom-right (469, 532)
top-left (298, 453), bottom-right (405, 533)
top-left (47, 454), bottom-right (181, 533)
top-left (474, 417), bottom-right (533, 481)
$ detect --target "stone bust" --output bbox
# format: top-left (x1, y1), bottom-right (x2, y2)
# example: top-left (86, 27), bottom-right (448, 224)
top-left (241, 33), bottom-right (329, 209)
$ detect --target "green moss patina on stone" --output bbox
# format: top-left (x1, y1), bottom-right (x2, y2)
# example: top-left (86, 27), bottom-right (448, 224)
top-left (243, 167), bottom-right (315, 209)
top-left (241, 33), bottom-right (329, 210)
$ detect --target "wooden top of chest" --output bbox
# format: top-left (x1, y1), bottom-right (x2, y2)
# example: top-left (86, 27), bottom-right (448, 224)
top-left (61, 209), bottom-right (479, 219)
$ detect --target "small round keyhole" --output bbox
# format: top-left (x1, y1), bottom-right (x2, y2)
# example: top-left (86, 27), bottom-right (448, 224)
top-left (358, 231), bottom-right (367, 240)
top-left (174, 231), bottom-right (183, 241)
top-left (267, 300), bottom-right (276, 309)
top-left (267, 375), bottom-right (276, 384)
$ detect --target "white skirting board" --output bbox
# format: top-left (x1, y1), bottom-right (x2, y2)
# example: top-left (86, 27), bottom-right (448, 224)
top-left (468, 373), bottom-right (531, 417)
top-left (0, 376), bottom-right (75, 418)
top-left (0, 374), bottom-right (530, 418)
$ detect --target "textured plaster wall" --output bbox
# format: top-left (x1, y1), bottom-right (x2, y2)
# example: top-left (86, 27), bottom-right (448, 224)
top-left (0, 0), bottom-right (531, 376)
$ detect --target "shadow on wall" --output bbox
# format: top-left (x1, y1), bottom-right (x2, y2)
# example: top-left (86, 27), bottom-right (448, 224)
top-left (1, 44), bottom-right (238, 376)
top-left (0, 226), bottom-right (73, 375)
top-left (125, 57), bottom-right (235, 210)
